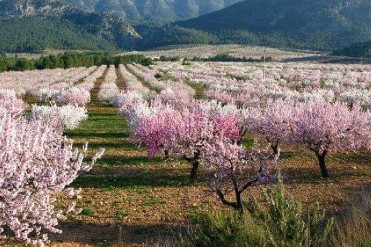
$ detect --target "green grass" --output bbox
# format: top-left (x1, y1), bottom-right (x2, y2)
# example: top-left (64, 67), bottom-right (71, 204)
top-left (112, 210), bottom-right (131, 219)
top-left (81, 208), bottom-right (95, 216)
top-left (72, 172), bottom-right (190, 190)
top-left (66, 107), bottom-right (193, 192)
top-left (186, 80), bottom-right (207, 99)
top-left (65, 110), bottom-right (129, 142)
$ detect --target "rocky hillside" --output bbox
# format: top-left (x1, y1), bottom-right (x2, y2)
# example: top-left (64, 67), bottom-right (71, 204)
top-left (0, 0), bottom-right (142, 52)
top-left (60, 0), bottom-right (242, 22)
top-left (177, 0), bottom-right (371, 50)
top-left (0, 0), bottom-right (369, 53)
top-left (0, 0), bottom-right (72, 16)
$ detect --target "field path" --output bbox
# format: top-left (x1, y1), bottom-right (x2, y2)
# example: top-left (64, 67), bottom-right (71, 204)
top-left (49, 67), bottom-right (212, 246)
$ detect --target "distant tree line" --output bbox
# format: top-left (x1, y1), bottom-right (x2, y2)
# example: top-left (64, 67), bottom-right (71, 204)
top-left (201, 53), bottom-right (273, 62)
top-left (154, 54), bottom-right (272, 64)
top-left (333, 41), bottom-right (371, 59)
top-left (153, 54), bottom-right (273, 64)
top-left (0, 52), bottom-right (153, 72)
top-left (154, 56), bottom-right (182, 62)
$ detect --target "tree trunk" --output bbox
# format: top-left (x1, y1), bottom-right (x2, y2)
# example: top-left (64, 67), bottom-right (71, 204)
top-left (187, 151), bottom-right (200, 181)
top-left (271, 144), bottom-right (279, 155)
top-left (164, 150), bottom-right (169, 159)
top-left (235, 191), bottom-right (244, 215)
top-left (189, 159), bottom-right (199, 181)
top-left (232, 177), bottom-right (244, 214)
top-left (315, 151), bottom-right (329, 178)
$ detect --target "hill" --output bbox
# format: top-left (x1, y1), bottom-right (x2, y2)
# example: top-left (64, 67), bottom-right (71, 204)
top-left (0, 0), bottom-right (72, 16)
top-left (60, 0), bottom-right (242, 23)
top-left (0, 0), bottom-right (142, 52)
top-left (0, 12), bottom-right (143, 53)
top-left (177, 0), bottom-right (371, 50)
top-left (0, 0), bottom-right (369, 53)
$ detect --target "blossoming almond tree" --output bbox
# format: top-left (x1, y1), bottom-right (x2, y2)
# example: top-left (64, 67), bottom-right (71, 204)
top-left (292, 101), bottom-right (371, 177)
top-left (30, 104), bottom-right (88, 130)
top-left (123, 100), bottom-right (243, 180)
top-left (123, 101), bottom-right (208, 180)
top-left (249, 100), bottom-right (296, 154)
top-left (203, 135), bottom-right (279, 213)
top-left (53, 87), bottom-right (91, 107)
top-left (0, 92), bottom-right (26, 117)
top-left (0, 107), bottom-right (104, 246)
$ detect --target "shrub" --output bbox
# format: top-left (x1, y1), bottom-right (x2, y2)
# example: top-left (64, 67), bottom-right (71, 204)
top-left (246, 173), bottom-right (333, 247)
top-left (183, 173), bottom-right (333, 247)
top-left (329, 193), bottom-right (371, 247)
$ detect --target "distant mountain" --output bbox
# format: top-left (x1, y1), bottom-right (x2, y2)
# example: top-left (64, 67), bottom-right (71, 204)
top-left (0, 0), bottom-right (141, 52)
top-left (134, 24), bottom-right (218, 50)
top-left (60, 0), bottom-right (242, 23)
top-left (0, 0), bottom-right (241, 52)
top-left (177, 0), bottom-right (371, 50)
top-left (0, 0), bottom-right (72, 16)
top-left (0, 0), bottom-right (369, 53)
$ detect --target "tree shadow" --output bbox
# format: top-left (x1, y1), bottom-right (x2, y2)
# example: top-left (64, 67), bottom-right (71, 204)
top-left (280, 151), bottom-right (297, 160)
top-left (67, 131), bottom-right (130, 140)
top-left (50, 221), bottom-right (183, 246)
top-left (340, 182), bottom-right (371, 200)
top-left (86, 142), bottom-right (138, 150)
top-left (72, 166), bottom-right (192, 189)
top-left (332, 152), bottom-right (371, 166)
top-left (91, 154), bottom-right (164, 166)
top-left (282, 167), bottom-right (325, 184)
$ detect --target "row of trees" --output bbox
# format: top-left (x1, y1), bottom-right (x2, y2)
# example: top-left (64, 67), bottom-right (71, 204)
top-left (0, 53), bottom-right (153, 72)
top-left (189, 53), bottom-right (273, 62)
top-left (154, 54), bottom-right (273, 63)
top-left (119, 95), bottom-right (371, 213)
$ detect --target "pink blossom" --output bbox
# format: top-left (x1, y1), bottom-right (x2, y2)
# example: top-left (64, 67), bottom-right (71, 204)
top-left (0, 106), bottom-right (104, 245)
top-left (291, 101), bottom-right (371, 177)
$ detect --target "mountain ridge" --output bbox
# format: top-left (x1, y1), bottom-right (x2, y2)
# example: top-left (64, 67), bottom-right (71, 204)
top-left (176, 0), bottom-right (371, 50)
top-left (0, 0), bottom-right (143, 52)
top-left (0, 0), bottom-right (369, 53)
top-left (0, 0), bottom-right (73, 16)
top-left (59, 0), bottom-right (243, 23)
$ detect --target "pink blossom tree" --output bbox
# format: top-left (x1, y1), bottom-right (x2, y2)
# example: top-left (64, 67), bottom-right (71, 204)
top-left (128, 101), bottom-right (177, 158)
top-left (126, 103), bottom-right (215, 180)
top-left (124, 100), bottom-right (243, 180)
top-left (0, 93), bottom-right (26, 117)
top-left (292, 101), bottom-right (371, 177)
top-left (168, 103), bottom-right (244, 180)
top-left (0, 107), bottom-right (104, 246)
top-left (249, 100), bottom-right (296, 154)
top-left (203, 135), bottom-right (279, 213)
top-left (166, 106), bottom-right (217, 180)
top-left (53, 87), bottom-right (91, 107)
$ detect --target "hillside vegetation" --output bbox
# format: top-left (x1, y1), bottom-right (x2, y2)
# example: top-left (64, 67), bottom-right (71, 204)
top-left (0, 0), bottom-right (369, 53)
top-left (333, 41), bottom-right (371, 59)
top-left (177, 0), bottom-right (371, 50)
top-left (61, 0), bottom-right (242, 22)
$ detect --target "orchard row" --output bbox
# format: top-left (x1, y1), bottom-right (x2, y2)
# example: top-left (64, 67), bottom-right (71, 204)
top-left (0, 61), bottom-right (371, 245)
